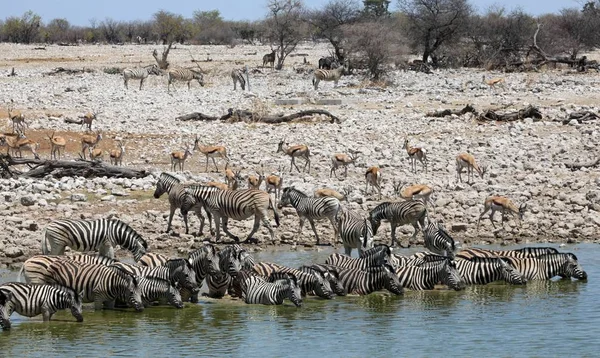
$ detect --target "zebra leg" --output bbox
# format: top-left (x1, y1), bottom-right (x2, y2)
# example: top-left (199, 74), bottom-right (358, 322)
top-left (193, 206), bottom-right (206, 236)
top-left (298, 217), bottom-right (305, 234)
top-left (261, 216), bottom-right (276, 242)
top-left (182, 210), bottom-right (190, 234)
top-left (222, 218), bottom-right (240, 242)
top-left (390, 224), bottom-right (397, 247)
top-left (344, 245), bottom-right (352, 256)
top-left (166, 206), bottom-right (176, 233)
top-left (308, 219), bottom-right (321, 245)
top-left (244, 215), bottom-right (262, 243)
top-left (212, 213), bottom-right (222, 242)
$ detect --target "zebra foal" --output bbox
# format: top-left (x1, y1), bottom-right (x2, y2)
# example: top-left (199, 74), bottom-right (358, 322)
top-left (137, 277), bottom-right (184, 308)
top-left (167, 67), bottom-right (205, 92)
top-left (123, 64), bottom-right (160, 90)
top-left (153, 173), bottom-right (197, 235)
top-left (312, 61), bottom-right (348, 90)
top-left (336, 207), bottom-right (374, 257)
top-left (369, 200), bottom-right (428, 247)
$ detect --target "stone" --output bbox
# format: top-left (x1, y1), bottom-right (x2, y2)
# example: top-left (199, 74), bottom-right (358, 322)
top-left (4, 246), bottom-right (24, 258)
top-left (71, 193), bottom-right (88, 202)
top-left (20, 196), bottom-right (36, 207)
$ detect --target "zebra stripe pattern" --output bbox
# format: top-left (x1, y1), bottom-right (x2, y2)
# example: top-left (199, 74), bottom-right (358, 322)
top-left (0, 290), bottom-right (11, 330)
top-left (123, 64), bottom-right (160, 90)
top-left (44, 260), bottom-right (144, 311)
top-left (337, 264), bottom-right (403, 295)
top-left (185, 184), bottom-right (221, 237)
top-left (253, 262), bottom-right (334, 299)
top-left (395, 255), bottom-right (466, 291)
top-left (336, 208), bottom-right (374, 257)
top-left (138, 276), bottom-right (184, 308)
top-left (19, 254), bottom-right (118, 284)
top-left (312, 63), bottom-right (347, 90)
top-left (243, 274), bottom-right (303, 306)
top-left (454, 257), bottom-right (526, 285)
top-left (183, 244), bottom-right (221, 302)
top-left (110, 259), bottom-right (198, 294)
top-left (325, 244), bottom-right (394, 270)
top-left (205, 244), bottom-right (247, 298)
top-left (153, 173), bottom-right (197, 235)
top-left (231, 68), bottom-right (246, 90)
top-left (278, 187), bottom-right (340, 245)
top-left (423, 221), bottom-right (456, 258)
top-left (369, 201), bottom-right (428, 247)
top-left (486, 253), bottom-right (586, 281)
top-left (138, 252), bottom-right (170, 268)
top-left (456, 247), bottom-right (560, 260)
top-left (167, 67), bottom-right (204, 92)
top-left (0, 282), bottom-right (83, 329)
top-left (42, 219), bottom-right (147, 261)
top-left (301, 264), bottom-right (346, 296)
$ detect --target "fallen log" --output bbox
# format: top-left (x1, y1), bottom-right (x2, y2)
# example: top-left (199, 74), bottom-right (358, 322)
top-left (426, 104), bottom-right (477, 118)
top-left (176, 109), bottom-right (343, 124)
top-left (45, 67), bottom-right (94, 76)
top-left (478, 105), bottom-right (542, 122)
top-left (64, 117), bottom-right (84, 125)
top-left (562, 111), bottom-right (599, 125)
top-left (565, 158), bottom-right (600, 171)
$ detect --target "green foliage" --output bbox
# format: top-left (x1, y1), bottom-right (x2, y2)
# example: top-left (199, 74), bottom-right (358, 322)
top-left (1, 10), bottom-right (41, 43)
top-left (153, 10), bottom-right (186, 44)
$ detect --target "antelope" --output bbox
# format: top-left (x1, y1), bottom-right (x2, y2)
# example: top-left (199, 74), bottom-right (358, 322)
top-left (365, 166), bottom-right (382, 200)
top-left (48, 132), bottom-right (66, 160)
top-left (81, 131), bottom-right (102, 160)
top-left (265, 167), bottom-right (283, 199)
top-left (277, 140), bottom-right (310, 173)
top-left (314, 187), bottom-right (350, 202)
top-left (477, 196), bottom-right (527, 231)
top-left (171, 146), bottom-right (192, 172)
top-left (109, 141), bottom-right (125, 166)
top-left (193, 135), bottom-right (229, 172)
top-left (206, 181), bottom-right (229, 191)
top-left (262, 48), bottom-right (276, 69)
top-left (393, 180), bottom-right (435, 213)
top-left (80, 111), bottom-right (99, 131)
top-left (224, 162), bottom-right (242, 190)
top-left (89, 147), bottom-right (104, 161)
top-left (403, 138), bottom-right (427, 173)
top-left (456, 152), bottom-right (486, 183)
top-left (482, 75), bottom-right (505, 89)
top-left (14, 134), bottom-right (40, 159)
top-left (330, 152), bottom-right (359, 179)
top-left (247, 165), bottom-right (265, 190)
top-left (0, 133), bottom-right (19, 155)
top-left (7, 100), bottom-right (27, 133)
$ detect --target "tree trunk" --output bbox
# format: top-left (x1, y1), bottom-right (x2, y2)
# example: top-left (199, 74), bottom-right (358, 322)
top-left (152, 41), bottom-right (173, 70)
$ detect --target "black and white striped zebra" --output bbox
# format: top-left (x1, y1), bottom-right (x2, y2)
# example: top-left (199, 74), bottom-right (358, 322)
top-left (493, 253), bottom-right (587, 281)
top-left (243, 274), bottom-right (303, 306)
top-left (44, 259), bottom-right (144, 311)
top-left (395, 255), bottom-right (466, 291)
top-left (312, 62), bottom-right (348, 90)
top-left (185, 184), bottom-right (221, 236)
top-left (454, 257), bottom-right (526, 285)
top-left (325, 244), bottom-right (394, 270)
top-left (456, 247), bottom-right (560, 260)
top-left (137, 276), bottom-right (184, 308)
top-left (205, 244), bottom-right (248, 298)
top-left (301, 264), bottom-right (346, 296)
top-left (423, 221), bottom-right (456, 258)
top-left (19, 254), bottom-right (118, 284)
top-left (277, 187), bottom-right (341, 245)
top-left (336, 207), bottom-right (374, 257)
top-left (369, 200), bottom-right (428, 247)
top-left (110, 259), bottom-right (199, 295)
top-left (231, 68), bottom-right (247, 90)
top-left (0, 282), bottom-right (83, 330)
top-left (167, 67), bottom-right (205, 92)
top-left (336, 264), bottom-right (403, 295)
top-left (204, 188), bottom-right (280, 243)
top-left (123, 64), bottom-right (160, 90)
top-left (42, 219), bottom-right (147, 260)
top-left (138, 252), bottom-right (170, 267)
top-left (253, 262), bottom-right (334, 299)
top-left (0, 289), bottom-right (11, 330)
top-left (153, 173), bottom-right (197, 235)
top-left (183, 244), bottom-right (221, 302)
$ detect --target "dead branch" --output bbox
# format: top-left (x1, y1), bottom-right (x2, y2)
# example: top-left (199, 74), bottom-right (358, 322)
top-left (562, 111), bottom-right (599, 124)
top-left (64, 117), bottom-right (84, 125)
top-left (426, 104), bottom-right (477, 118)
top-left (176, 109), bottom-right (343, 124)
top-left (565, 158), bottom-right (600, 171)
top-left (8, 68), bottom-right (16, 77)
top-left (45, 67), bottom-right (94, 76)
top-left (152, 42), bottom-right (173, 70)
top-left (478, 105), bottom-right (542, 122)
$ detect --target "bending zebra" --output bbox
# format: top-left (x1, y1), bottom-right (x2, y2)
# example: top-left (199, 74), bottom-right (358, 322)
top-left (252, 262), bottom-right (334, 299)
top-left (138, 276), bottom-right (184, 308)
top-left (456, 247), bottom-right (560, 260)
top-left (301, 264), bottom-right (346, 296)
top-left (454, 257), bottom-right (526, 285)
top-left (336, 207), bottom-right (374, 257)
top-left (167, 67), bottom-right (205, 92)
top-left (109, 259), bottom-right (198, 295)
top-left (369, 200), bottom-right (428, 247)
top-left (336, 264), bottom-right (403, 295)
top-left (423, 221), bottom-right (456, 258)
top-left (277, 187), bottom-right (340, 246)
top-left (231, 68), bottom-right (247, 90)
top-left (243, 274), bottom-right (303, 306)
top-left (325, 244), bottom-right (394, 270)
top-left (205, 244), bottom-right (248, 298)
top-left (473, 253), bottom-right (587, 281)
top-left (0, 282), bottom-right (83, 330)
top-left (395, 256), bottom-right (466, 291)
top-left (42, 218), bottom-right (147, 260)
top-left (153, 173), bottom-right (197, 235)
top-left (43, 259), bottom-right (144, 311)
top-left (123, 64), bottom-right (160, 90)
top-left (19, 254), bottom-right (118, 285)
top-left (312, 62), bottom-right (348, 90)
top-left (184, 244), bottom-right (221, 302)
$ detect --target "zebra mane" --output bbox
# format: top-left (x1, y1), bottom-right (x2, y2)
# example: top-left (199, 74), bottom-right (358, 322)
top-left (159, 172), bottom-right (181, 183)
top-left (369, 202), bottom-right (392, 220)
top-left (283, 187), bottom-right (307, 197)
top-left (165, 258), bottom-right (193, 272)
top-left (537, 252), bottom-right (578, 261)
top-left (435, 223), bottom-right (456, 251)
top-left (118, 221), bottom-right (148, 249)
top-left (109, 265), bottom-right (139, 286)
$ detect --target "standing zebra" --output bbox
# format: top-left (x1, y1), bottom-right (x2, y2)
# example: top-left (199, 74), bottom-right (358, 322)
top-left (44, 260), bottom-right (144, 311)
top-left (252, 262), bottom-right (334, 299)
top-left (243, 274), bottom-right (303, 306)
top-left (204, 188), bottom-right (280, 243)
top-left (167, 67), bottom-right (205, 92)
top-left (153, 173), bottom-right (197, 235)
top-left (123, 64), bottom-right (160, 90)
top-left (336, 207), bottom-right (374, 257)
top-left (42, 218), bottom-right (147, 260)
top-left (475, 253), bottom-right (587, 281)
top-left (337, 264), bottom-right (403, 296)
top-left (423, 221), bottom-right (456, 258)
top-left (137, 276), bottom-right (184, 308)
top-left (395, 257), bottom-right (466, 291)
top-left (325, 244), bottom-right (394, 270)
top-left (231, 68), bottom-right (247, 90)
top-left (312, 61), bottom-right (348, 90)
top-left (19, 254), bottom-right (117, 285)
top-left (369, 200), bottom-right (428, 247)
top-left (185, 184), bottom-right (221, 237)
top-left (454, 257), bottom-right (526, 285)
top-left (277, 187), bottom-right (340, 246)
top-left (0, 282), bottom-right (83, 329)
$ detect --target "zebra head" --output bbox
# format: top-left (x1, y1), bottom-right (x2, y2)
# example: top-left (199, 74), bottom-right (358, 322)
top-left (561, 253), bottom-right (587, 280)
top-left (191, 70), bottom-right (205, 87)
top-left (286, 275), bottom-right (303, 307)
top-left (120, 224), bottom-right (147, 262)
top-left (65, 289), bottom-right (84, 322)
top-left (277, 187), bottom-right (302, 209)
top-left (312, 271), bottom-right (334, 299)
top-left (153, 173), bottom-right (178, 198)
top-left (168, 281), bottom-right (184, 309)
top-left (0, 289), bottom-right (12, 330)
top-left (498, 258), bottom-right (527, 285)
top-left (382, 264), bottom-right (404, 295)
top-left (443, 260), bottom-right (466, 291)
top-left (306, 265), bottom-right (346, 296)
top-left (166, 259), bottom-right (199, 294)
top-left (191, 244), bottom-right (221, 276)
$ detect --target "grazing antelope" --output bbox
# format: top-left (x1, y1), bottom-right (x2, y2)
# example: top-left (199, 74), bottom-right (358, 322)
top-left (7, 100), bottom-right (26, 133)
top-left (314, 187), bottom-right (350, 202)
top-left (193, 135), bottom-right (229, 172)
top-left (205, 181), bottom-right (229, 191)
top-left (456, 152), bottom-right (486, 183)
top-left (477, 196), bottom-right (527, 231)
top-left (109, 141), bottom-right (125, 166)
top-left (266, 168), bottom-right (283, 199)
top-left (247, 165), bottom-right (265, 190)
top-left (277, 140), bottom-right (311, 173)
top-left (262, 49), bottom-right (276, 69)
top-left (393, 181), bottom-right (435, 213)
top-left (403, 138), bottom-right (427, 173)
top-left (482, 74), bottom-right (505, 89)
top-left (48, 132), bottom-right (66, 160)
top-left (81, 131), bottom-right (102, 160)
top-left (13, 133), bottom-right (40, 159)
top-left (171, 146), bottom-right (192, 172)
top-left (0, 133), bottom-right (19, 155)
top-left (224, 163), bottom-right (242, 190)
top-left (365, 166), bottom-right (382, 200)
top-left (80, 111), bottom-right (98, 131)
top-left (89, 147), bottom-right (104, 161)
top-left (330, 152), bottom-right (358, 179)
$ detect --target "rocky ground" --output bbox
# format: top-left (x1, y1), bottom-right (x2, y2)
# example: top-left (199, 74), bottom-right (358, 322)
top-left (0, 42), bottom-right (599, 269)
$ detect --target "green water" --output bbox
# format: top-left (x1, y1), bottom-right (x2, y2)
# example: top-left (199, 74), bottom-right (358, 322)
top-left (0, 244), bottom-right (597, 358)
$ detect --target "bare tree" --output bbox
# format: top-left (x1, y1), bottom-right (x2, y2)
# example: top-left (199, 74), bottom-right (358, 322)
top-left (100, 18), bottom-right (122, 43)
top-left (265, 0), bottom-right (306, 70)
top-left (362, 0), bottom-right (391, 18)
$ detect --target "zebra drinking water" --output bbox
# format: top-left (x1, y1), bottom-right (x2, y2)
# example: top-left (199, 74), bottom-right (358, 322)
top-left (153, 173), bottom-right (197, 235)
top-left (456, 247), bottom-right (560, 260)
top-left (42, 219), bottom-right (147, 260)
top-left (243, 274), bottom-right (303, 306)
top-left (109, 259), bottom-right (198, 295)
top-left (253, 262), bottom-right (334, 299)
top-left (205, 244), bottom-right (251, 298)
top-left (369, 201), bottom-right (428, 247)
top-left (495, 253), bottom-right (587, 281)
top-left (19, 254), bottom-right (118, 285)
top-left (325, 244), bottom-right (394, 270)
top-left (336, 264), bottom-right (403, 295)
top-left (395, 255), bottom-right (466, 291)
top-left (123, 64), bottom-right (160, 90)
top-left (300, 264), bottom-right (346, 296)
top-left (454, 257), bottom-right (526, 285)
top-left (137, 276), bottom-right (184, 308)
top-left (336, 207), bottom-right (374, 257)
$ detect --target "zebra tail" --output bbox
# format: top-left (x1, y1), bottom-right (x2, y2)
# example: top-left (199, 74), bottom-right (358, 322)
top-left (41, 226), bottom-right (51, 255)
top-left (269, 196), bottom-right (280, 227)
top-left (17, 263), bottom-right (25, 283)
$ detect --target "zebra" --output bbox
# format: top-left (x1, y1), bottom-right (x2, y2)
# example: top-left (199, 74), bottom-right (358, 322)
top-left (422, 220), bottom-right (456, 258)
top-left (231, 68), bottom-right (247, 90)
top-left (488, 253), bottom-right (587, 281)
top-left (369, 200), bottom-right (428, 247)
top-left (243, 274), bottom-right (303, 306)
top-left (185, 184), bottom-right (221, 237)
top-left (41, 218), bottom-right (147, 261)
top-left (312, 61), bottom-right (348, 90)
top-left (138, 252), bottom-right (170, 267)
top-left (109, 259), bottom-right (199, 295)
top-left (454, 257), bottom-right (526, 285)
top-left (153, 173), bottom-right (197, 235)
top-left (19, 254), bottom-right (118, 284)
top-left (205, 244), bottom-right (251, 298)
top-left (277, 187), bottom-right (341, 246)
top-left (123, 64), bottom-right (160, 90)
top-left (204, 188), bottom-right (280, 243)
top-left (456, 247), bottom-right (560, 260)
top-left (395, 256), bottom-right (466, 291)
top-left (167, 67), bottom-right (205, 92)
top-left (336, 207), bottom-right (374, 257)
top-left (252, 262), bottom-right (334, 299)
top-left (43, 259), bottom-right (144, 311)
top-left (137, 276), bottom-right (184, 308)
top-left (184, 244), bottom-right (221, 302)
top-left (0, 282), bottom-right (83, 329)
top-left (299, 265), bottom-right (346, 296)
top-left (337, 264), bottom-right (404, 295)
top-left (325, 244), bottom-right (394, 270)
top-left (0, 289), bottom-right (11, 330)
